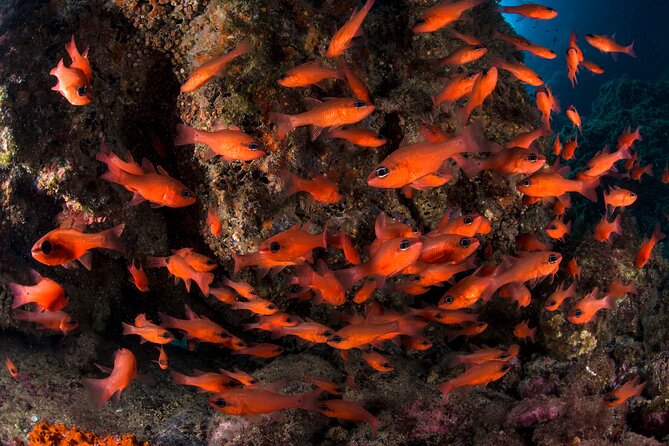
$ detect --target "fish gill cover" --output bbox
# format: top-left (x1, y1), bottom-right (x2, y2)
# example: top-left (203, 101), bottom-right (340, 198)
top-left (0, 0), bottom-right (667, 445)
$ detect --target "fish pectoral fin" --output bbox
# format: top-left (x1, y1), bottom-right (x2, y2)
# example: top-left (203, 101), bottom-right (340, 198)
top-left (310, 125), bottom-right (324, 141)
top-left (111, 390), bottom-right (122, 406)
top-left (269, 411), bottom-right (286, 423)
top-left (77, 252), bottom-right (93, 270)
top-left (129, 193), bottom-right (146, 206)
top-left (150, 202), bottom-right (165, 209)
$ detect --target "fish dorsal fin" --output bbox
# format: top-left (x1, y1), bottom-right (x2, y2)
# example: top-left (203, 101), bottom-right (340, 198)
top-left (156, 166), bottom-right (169, 176)
top-left (303, 97), bottom-right (322, 109)
top-left (94, 363), bottom-right (113, 374)
top-left (192, 369), bottom-right (206, 376)
top-left (172, 248), bottom-right (193, 256)
top-left (315, 259), bottom-right (329, 275)
top-left (374, 212), bottom-right (387, 239)
top-left (184, 305), bottom-right (199, 320)
top-left (263, 379), bottom-right (286, 393)
top-left (212, 121), bottom-right (240, 132)
top-left (135, 313), bottom-right (150, 327)
top-left (141, 158), bottom-right (156, 174)
top-left (29, 269), bottom-right (45, 283)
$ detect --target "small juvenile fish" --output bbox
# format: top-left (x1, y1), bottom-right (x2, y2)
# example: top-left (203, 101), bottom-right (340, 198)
top-left (579, 144), bottom-right (632, 178)
top-left (122, 314), bottom-right (174, 344)
top-left (438, 360), bottom-right (512, 399)
top-left (566, 105), bottom-right (582, 133)
top-left (605, 376), bottom-right (645, 408)
top-left (229, 297), bottom-right (279, 316)
top-left (327, 317), bottom-right (424, 350)
top-left (448, 29), bottom-right (482, 46)
top-left (4, 354), bottom-right (18, 379)
top-left (159, 305), bottom-right (246, 348)
top-left (337, 59), bottom-right (371, 102)
top-left (219, 368), bottom-right (259, 386)
top-left (535, 86), bottom-right (560, 132)
top-left (418, 234), bottom-right (479, 264)
top-left (517, 164), bottom-right (599, 202)
top-left (50, 36), bottom-right (93, 106)
top-left (452, 344), bottom-right (520, 365)
top-left (566, 257), bottom-right (581, 280)
top-left (274, 322), bottom-right (335, 344)
top-left (432, 71), bottom-right (480, 109)
top-left (282, 170), bottom-right (341, 204)
top-left (490, 56), bottom-right (543, 86)
top-left (9, 269), bottom-right (67, 312)
top-left (606, 280), bottom-right (637, 298)
top-left (561, 137), bottom-right (578, 161)
top-left (206, 208), bottom-right (223, 237)
top-left (437, 45), bottom-right (488, 67)
top-left (170, 248), bottom-right (217, 272)
top-left (181, 38), bottom-right (252, 92)
top-left (173, 123), bottom-right (265, 162)
top-left (635, 224), bottom-right (665, 268)
top-left (14, 309), bottom-right (79, 333)
top-left (582, 60), bottom-right (604, 75)
top-left (317, 399), bottom-right (379, 439)
top-left (446, 321), bottom-right (488, 341)
top-left (545, 281), bottom-right (576, 311)
top-left (82, 348), bottom-right (136, 408)
top-left (568, 288), bottom-right (624, 324)
top-left (499, 282), bottom-right (531, 308)
top-left (456, 67), bottom-right (498, 124)
top-left (293, 260), bottom-right (346, 306)
top-left (513, 320), bottom-right (537, 343)
top-left (516, 233), bottom-right (553, 252)
top-left (629, 162), bottom-right (653, 181)
top-left (232, 343), bottom-right (284, 358)
top-left (277, 62), bottom-right (340, 87)
top-left (604, 187), bottom-right (637, 212)
top-left (493, 31), bottom-right (556, 59)
top-left (209, 383), bottom-right (322, 415)
top-left (154, 346), bottom-right (168, 370)
top-left (584, 34), bottom-right (635, 58)
top-left (617, 126), bottom-right (642, 150)
top-left (222, 277), bottom-right (258, 300)
top-left (323, 126), bottom-right (386, 148)
top-left (171, 370), bottom-right (241, 393)
top-left (305, 376), bottom-right (345, 395)
top-left (147, 254), bottom-right (214, 295)
top-left (243, 312), bottom-right (298, 332)
top-left (413, 0), bottom-right (488, 33)
top-left (566, 47), bottom-right (580, 88)
top-left (361, 350), bottom-right (394, 373)
top-left (505, 126), bottom-right (548, 150)
top-left (545, 216), bottom-right (571, 241)
top-left (500, 4), bottom-right (558, 20)
top-left (259, 223), bottom-right (327, 263)
top-left (128, 260), bottom-right (149, 292)
top-left (326, 0), bottom-right (376, 58)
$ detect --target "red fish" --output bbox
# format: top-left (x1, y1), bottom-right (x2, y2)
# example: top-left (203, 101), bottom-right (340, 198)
top-left (499, 282), bottom-right (532, 308)
top-left (544, 281), bottom-right (576, 311)
top-left (159, 305), bottom-right (246, 348)
top-left (552, 135), bottom-right (562, 156)
top-left (438, 360), bottom-right (512, 399)
top-left (662, 164), bottom-right (669, 183)
top-left (258, 223), bottom-right (327, 262)
top-left (232, 343), bottom-right (284, 358)
top-left (361, 350), bottom-right (394, 373)
top-left (582, 60), bottom-right (604, 75)
top-left (438, 265), bottom-right (503, 309)
top-left (317, 399), bottom-right (379, 439)
top-left (566, 257), bottom-right (581, 279)
top-left (629, 162), bottom-right (653, 181)
top-left (221, 277), bottom-right (258, 300)
top-left (82, 348), bottom-right (137, 408)
top-left (326, 0), bottom-right (376, 58)
top-left (568, 288), bottom-right (622, 324)
top-left (147, 254), bottom-right (213, 295)
top-left (207, 208), bottom-right (223, 237)
top-left (282, 170), bottom-right (341, 204)
top-left (32, 223), bottom-right (125, 270)
top-left (604, 187), bottom-right (637, 212)
top-left (274, 322), bottom-right (334, 344)
top-left (180, 38), bottom-right (252, 92)
top-left (97, 145), bottom-right (195, 208)
top-left (400, 258), bottom-right (477, 289)
top-left (327, 232), bottom-right (361, 265)
top-left (169, 248), bottom-right (217, 272)
top-left (4, 354), bottom-right (18, 379)
top-left (500, 4), bottom-right (557, 20)
top-left (413, 0), bottom-right (488, 33)
top-left (431, 212), bottom-right (484, 237)
top-left (454, 148), bottom-right (546, 178)
top-left (229, 298), bottom-right (278, 316)
top-left (270, 98), bottom-right (375, 140)
top-left (231, 250), bottom-right (296, 276)
top-left (513, 320), bottom-right (537, 343)
top-left (565, 105), bottom-right (582, 133)
top-left (432, 71), bottom-right (480, 109)
top-left (545, 216), bottom-right (571, 241)
top-left (219, 368), bottom-right (259, 387)
top-left (174, 123), bottom-right (265, 162)
top-left (566, 47), bottom-right (580, 88)
top-left (617, 126), bottom-right (642, 150)
top-left (437, 44), bottom-right (488, 67)
top-left (517, 163), bottom-right (598, 202)
top-left (172, 370), bottom-right (241, 393)
top-left (490, 56), bottom-right (543, 86)
top-left (154, 346), bottom-right (168, 370)
top-left (446, 321), bottom-right (488, 341)
top-left (293, 260), bottom-right (345, 306)
top-left (418, 234), bottom-right (479, 264)
top-left (593, 214), bottom-right (622, 243)
top-left (605, 376), bottom-right (645, 408)
top-left (448, 29), bottom-right (482, 46)
top-left (9, 269), bottom-right (67, 311)
top-left (327, 317), bottom-right (424, 350)
top-left (606, 280), bottom-right (637, 298)
top-left (243, 312), bottom-right (298, 332)
top-left (584, 34), bottom-right (635, 58)
top-left (14, 309), bottom-right (79, 333)
top-left (579, 145), bottom-right (632, 178)
top-left (553, 195), bottom-right (571, 216)
top-left (128, 260), bottom-right (149, 292)
top-left (516, 233), bottom-right (553, 252)
top-left (535, 86), bottom-right (560, 131)
top-left (505, 126), bottom-right (548, 150)
top-left (50, 36), bottom-right (93, 106)
top-left (122, 314), bottom-right (175, 344)
top-left (337, 59), bottom-right (371, 102)
top-left (323, 126), bottom-right (386, 148)
top-left (493, 31), bottom-right (556, 59)
top-left (635, 224), bottom-right (665, 268)
top-left (277, 62), bottom-right (340, 87)
top-left (452, 344), bottom-right (520, 365)
top-left (209, 382), bottom-right (322, 415)
top-left (306, 376), bottom-right (345, 395)
top-left (457, 67), bottom-right (498, 124)
top-left (561, 137), bottom-right (579, 161)
top-left (493, 251), bottom-right (563, 290)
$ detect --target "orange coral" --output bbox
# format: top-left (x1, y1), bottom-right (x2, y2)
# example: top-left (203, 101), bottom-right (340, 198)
top-left (28, 421), bottom-right (149, 446)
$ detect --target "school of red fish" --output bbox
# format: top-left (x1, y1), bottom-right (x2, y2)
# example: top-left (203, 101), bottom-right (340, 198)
top-left (7, 0), bottom-right (664, 438)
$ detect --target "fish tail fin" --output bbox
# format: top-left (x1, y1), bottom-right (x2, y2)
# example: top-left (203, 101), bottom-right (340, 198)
top-left (612, 214), bottom-right (623, 236)
top-left (452, 154), bottom-right (483, 178)
top-left (82, 377), bottom-right (113, 408)
top-left (579, 177), bottom-right (599, 202)
top-left (169, 371), bottom-right (190, 386)
top-left (97, 146), bottom-right (131, 186)
top-left (232, 37), bottom-right (253, 59)
top-left (9, 283), bottom-right (30, 309)
top-left (173, 123), bottom-right (198, 146)
top-left (121, 322), bottom-right (135, 336)
top-left (652, 223), bottom-right (666, 243)
top-left (231, 253), bottom-right (248, 275)
top-left (281, 169), bottom-right (301, 197)
top-left (298, 389), bottom-right (325, 412)
top-left (157, 312), bottom-right (176, 328)
top-left (146, 256), bottom-right (168, 268)
top-left (454, 104), bottom-right (472, 128)
top-left (643, 164), bottom-right (654, 178)
top-left (268, 112), bottom-right (297, 140)
top-left (194, 272), bottom-right (214, 296)
top-left (437, 380), bottom-right (454, 399)
top-left (101, 224), bottom-right (126, 255)
top-left (626, 42), bottom-right (636, 58)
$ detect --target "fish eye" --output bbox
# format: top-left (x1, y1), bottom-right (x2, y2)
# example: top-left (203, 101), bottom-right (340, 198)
top-left (630, 193), bottom-right (637, 198)
top-left (267, 304), bottom-right (276, 310)
top-left (501, 364), bottom-right (510, 371)
top-left (411, 226), bottom-right (419, 234)
top-left (319, 404), bottom-right (329, 411)
top-left (498, 353), bottom-right (510, 359)
top-left (323, 330), bottom-right (333, 337)
top-left (334, 386), bottom-right (344, 393)
top-left (548, 225), bottom-right (556, 230)
top-left (353, 100), bottom-right (366, 109)
top-left (383, 362), bottom-right (392, 368)
top-left (586, 34), bottom-right (594, 38)
top-left (548, 300), bottom-right (556, 306)
top-left (181, 189), bottom-right (192, 198)
top-left (330, 335), bottom-right (342, 343)
top-left (248, 141), bottom-right (260, 151)
top-left (459, 238), bottom-right (471, 248)
top-left (548, 254), bottom-right (558, 264)
top-left (285, 317), bottom-right (293, 323)
top-left (443, 296), bottom-right (454, 304)
top-left (463, 216), bottom-right (473, 225)
top-left (414, 17), bottom-right (426, 26)
top-left (474, 45), bottom-right (484, 51)
top-left (205, 259), bottom-right (215, 265)
top-left (528, 153), bottom-right (538, 162)
top-left (374, 166), bottom-right (390, 178)
top-left (236, 341), bottom-right (246, 347)
top-left (41, 240), bottom-right (53, 255)
top-left (606, 395), bottom-right (618, 402)
top-left (522, 179), bottom-right (531, 187)
top-left (278, 73), bottom-right (287, 80)
top-left (213, 398), bottom-right (227, 407)
top-left (218, 332), bottom-right (230, 338)
top-left (270, 241), bottom-right (281, 253)
top-left (574, 309), bottom-right (583, 317)
top-left (250, 378), bottom-right (259, 384)
top-left (399, 239), bottom-right (410, 251)
top-left (411, 275), bottom-right (421, 282)
top-left (77, 85), bottom-right (88, 96)
top-left (160, 332), bottom-right (171, 338)
top-left (466, 72), bottom-right (476, 78)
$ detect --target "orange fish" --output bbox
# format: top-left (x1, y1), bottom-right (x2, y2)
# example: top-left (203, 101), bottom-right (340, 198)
top-left (432, 71), bottom-right (480, 109)
top-left (232, 343), bottom-right (284, 358)
top-left (545, 281), bottom-right (576, 311)
top-left (171, 369), bottom-right (241, 393)
top-left (368, 123), bottom-right (495, 188)
top-left (353, 279), bottom-right (378, 304)
top-left (569, 32), bottom-right (584, 62)
top-left (438, 359), bottom-right (512, 399)
top-left (270, 97), bottom-right (375, 141)
top-left (499, 282), bottom-right (532, 308)
top-left (401, 258), bottom-right (477, 289)
top-left (326, 231), bottom-right (361, 266)
top-left (293, 260), bottom-right (345, 306)
top-left (277, 62), bottom-right (340, 87)
top-left (566, 47), bottom-right (580, 88)
top-left (327, 317), bottom-right (424, 350)
top-left (82, 348), bottom-right (136, 408)
top-left (437, 44), bottom-right (488, 67)
top-left (230, 297), bottom-right (278, 316)
top-left (180, 38), bottom-right (252, 92)
top-left (323, 126), bottom-right (386, 148)
top-left (605, 376), bottom-right (645, 408)
top-left (446, 321), bottom-right (488, 341)
top-left (173, 123), bottom-right (265, 162)
top-left (452, 344), bottom-right (520, 366)
top-left (579, 145), bottom-right (632, 178)
top-left (122, 314), bottom-right (175, 344)
top-left (317, 399), bottom-right (379, 438)
top-left (170, 248), bottom-right (217, 272)
top-left (31, 222), bottom-right (125, 270)
top-left (439, 265), bottom-right (502, 309)
top-left (219, 368), bottom-right (259, 387)
top-left (231, 250), bottom-right (297, 276)
top-left (336, 238), bottom-right (423, 289)
top-left (154, 346), bottom-right (168, 370)
top-left (617, 126), bottom-right (642, 150)
top-left (326, 0), bottom-right (376, 58)
top-left (545, 216), bottom-right (571, 241)
top-left (454, 148), bottom-right (546, 178)
top-left (337, 59), bottom-right (371, 102)
top-left (535, 85), bottom-right (560, 131)
top-left (243, 312), bottom-right (298, 332)
top-left (565, 105), bottom-right (582, 133)
top-left (305, 376), bottom-right (345, 395)
top-left (159, 305), bottom-right (246, 348)
top-left (568, 288), bottom-right (622, 324)
top-left (147, 254), bottom-right (213, 295)
top-left (361, 350), bottom-right (394, 372)
top-left (582, 60), bottom-right (605, 75)
top-left (604, 187), bottom-right (637, 212)
top-left (221, 277), bottom-right (258, 300)
top-left (418, 234), bottom-right (479, 264)
top-left (584, 34), bottom-right (635, 58)
top-left (629, 162), bottom-right (653, 181)
top-left (275, 321), bottom-right (335, 344)
top-left (662, 164), bottom-right (669, 184)
top-left (209, 382), bottom-right (322, 415)
top-left (517, 164), bottom-right (598, 202)
top-left (14, 309), bottom-right (79, 333)
top-left (500, 4), bottom-right (557, 19)
top-left (410, 307), bottom-right (479, 325)
top-left (553, 194), bottom-right (571, 216)
top-left (97, 145), bottom-right (195, 208)
top-left (413, 0), bottom-right (488, 33)
top-left (561, 137), bottom-right (579, 161)
top-left (282, 170), bottom-right (341, 204)
top-left (4, 354), bottom-right (18, 379)
top-left (9, 269), bottom-right (68, 312)
top-left (516, 233), bottom-right (553, 252)
top-left (457, 67), bottom-right (498, 124)
top-left (403, 336), bottom-right (433, 351)
top-left (50, 36), bottom-right (93, 106)
top-left (128, 260), bottom-right (149, 292)
top-left (566, 257), bottom-right (581, 279)
top-left (490, 56), bottom-right (543, 86)
top-left (493, 251), bottom-right (563, 290)
top-left (505, 126), bottom-right (548, 150)
top-left (432, 212), bottom-right (484, 237)
top-left (606, 280), bottom-right (637, 298)
top-left (493, 31), bottom-right (556, 59)
top-left (206, 208), bottom-right (223, 237)
top-left (513, 320), bottom-right (537, 343)
top-left (258, 223), bottom-right (327, 262)
top-left (635, 224), bottom-right (665, 268)
top-left (373, 212), bottom-right (420, 243)
top-left (448, 29), bottom-right (482, 46)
